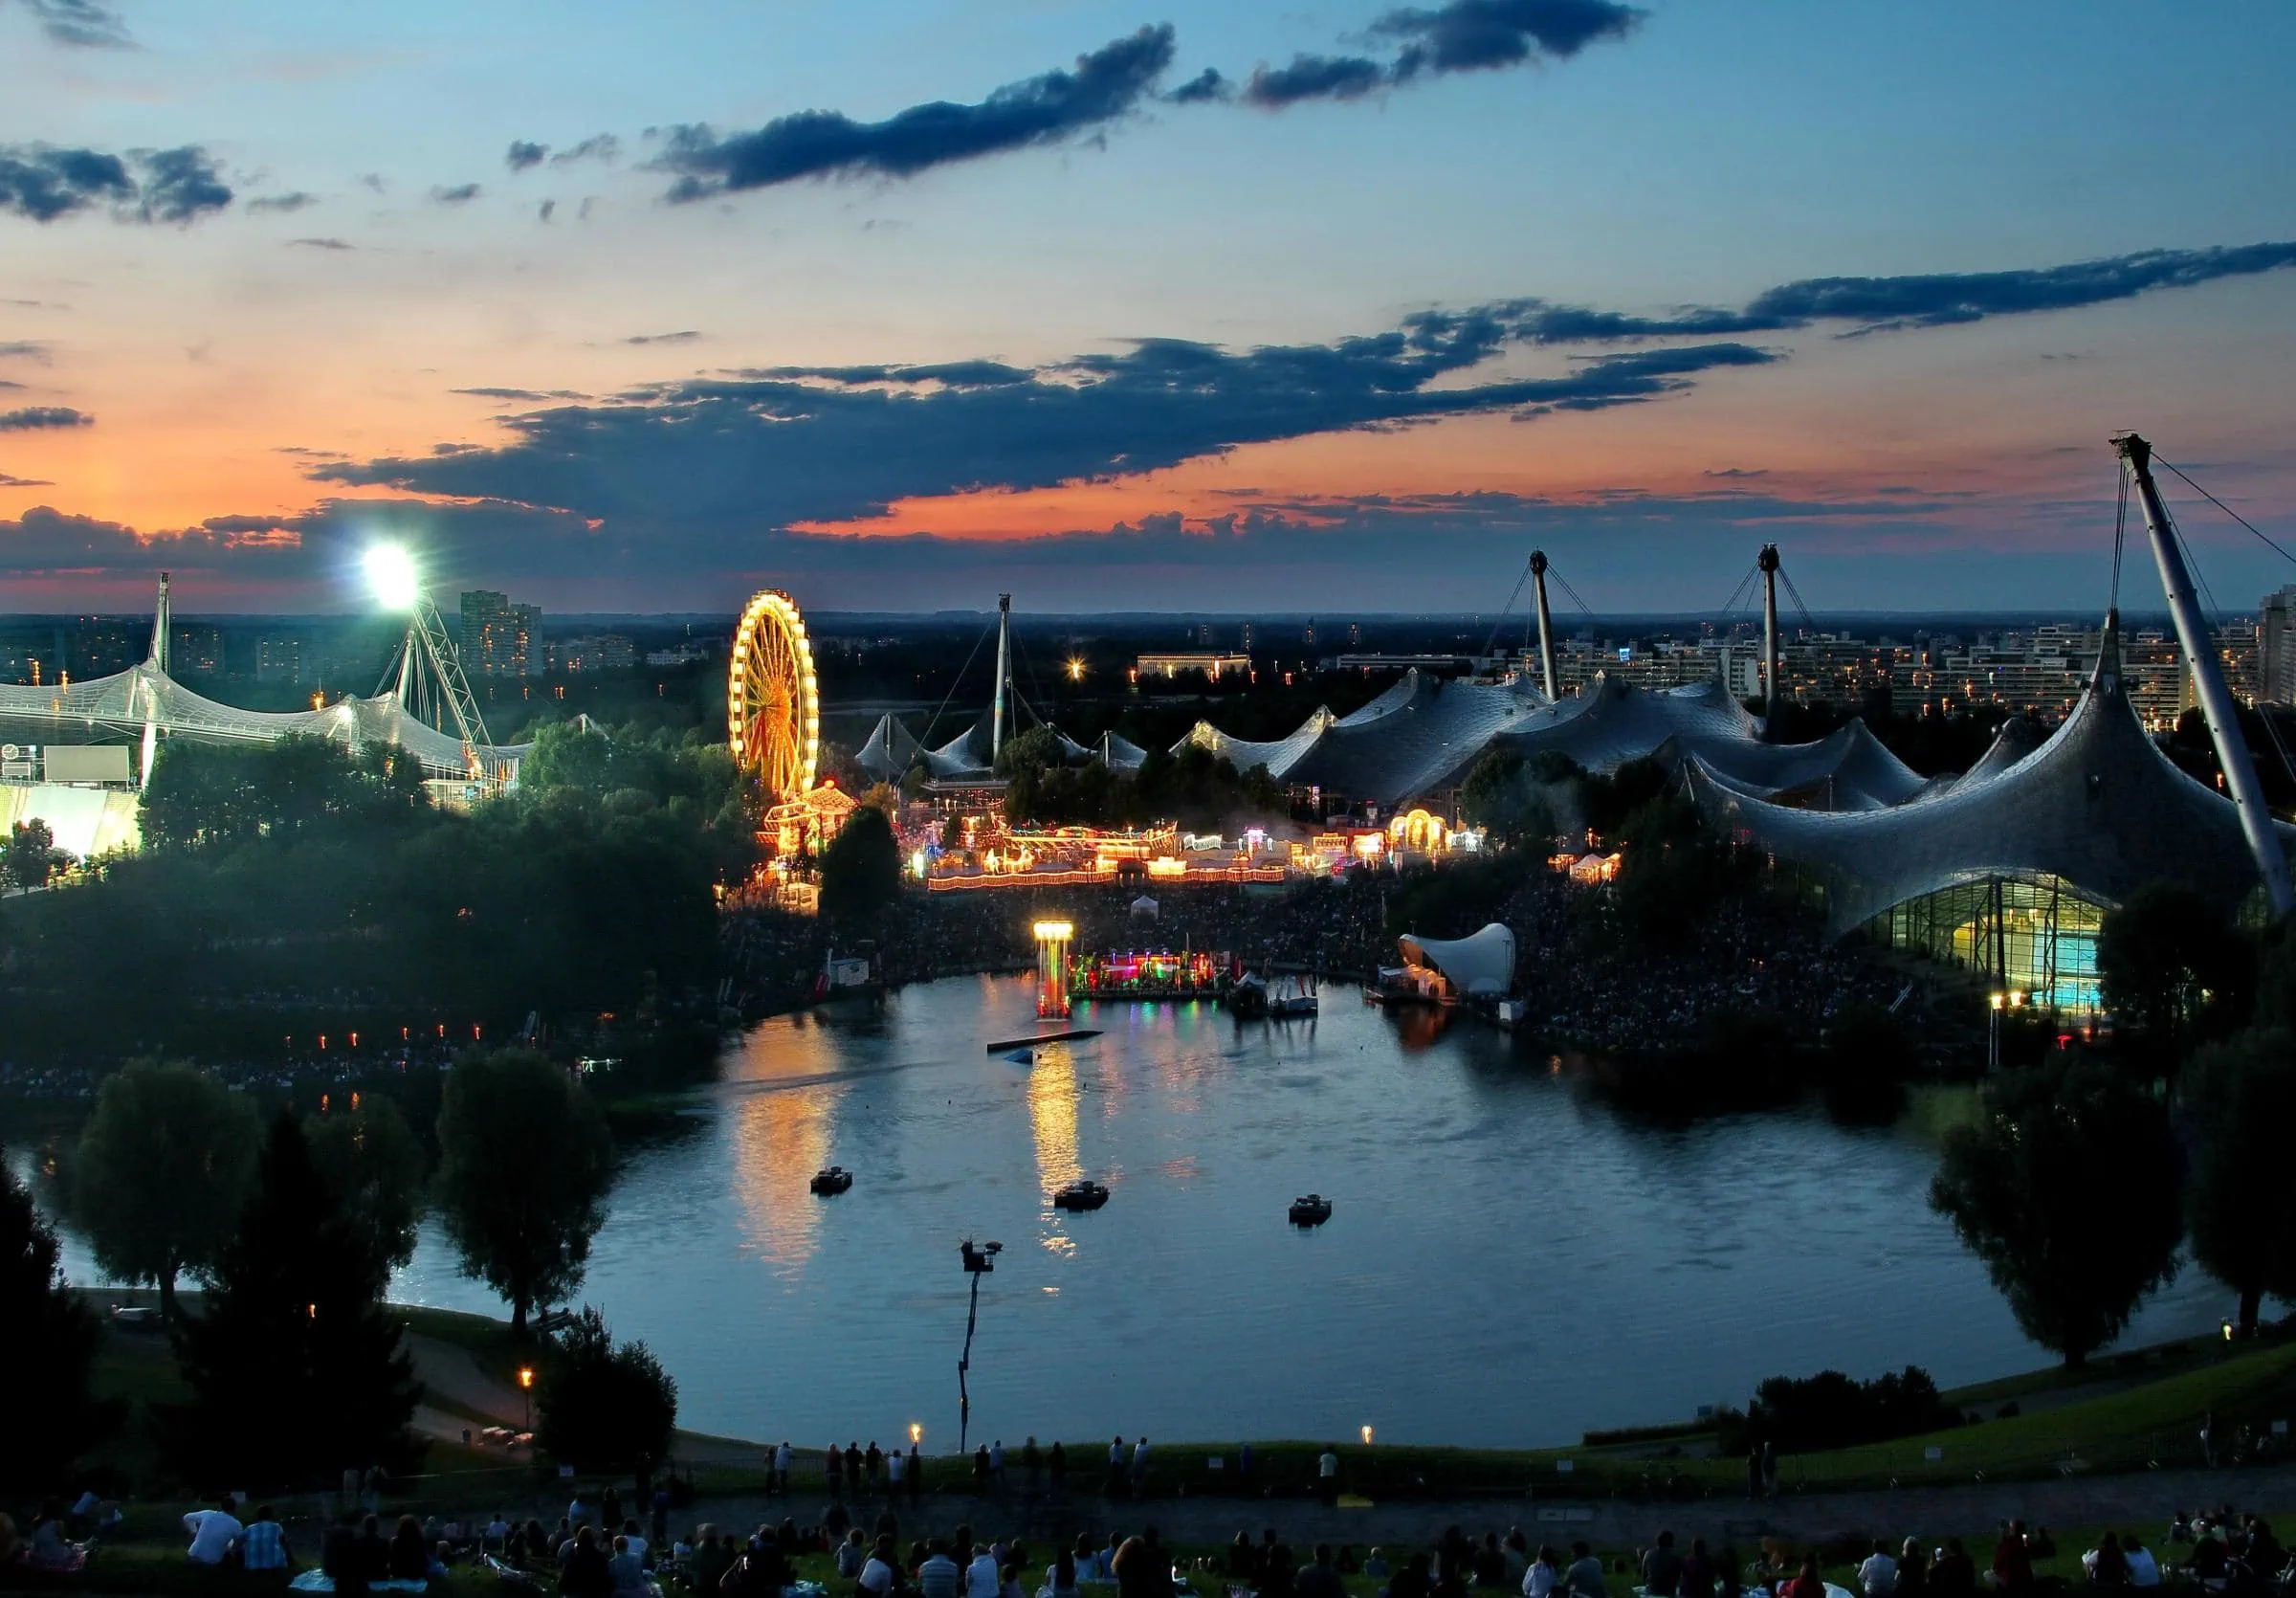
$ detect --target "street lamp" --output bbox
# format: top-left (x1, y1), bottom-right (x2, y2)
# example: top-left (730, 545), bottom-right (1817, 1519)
top-left (519, 1365), bottom-right (535, 1432)
top-left (1360, 1424), bottom-right (1374, 1446)
top-left (910, 1422), bottom-right (922, 1447)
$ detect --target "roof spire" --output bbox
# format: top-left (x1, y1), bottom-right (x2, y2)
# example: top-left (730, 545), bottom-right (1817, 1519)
top-left (2091, 606), bottom-right (2122, 693)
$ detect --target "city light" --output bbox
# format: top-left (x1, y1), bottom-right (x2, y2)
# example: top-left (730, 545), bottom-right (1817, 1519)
top-left (1065, 656), bottom-right (1087, 682)
top-left (364, 544), bottom-right (421, 610)
top-left (1361, 1424), bottom-right (1374, 1446)
top-left (909, 1422), bottom-right (922, 1445)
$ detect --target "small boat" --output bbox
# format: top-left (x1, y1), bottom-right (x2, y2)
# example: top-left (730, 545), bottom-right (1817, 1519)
top-left (1288, 1193), bottom-right (1334, 1227)
top-left (1227, 973), bottom-right (1269, 1017)
top-left (809, 1165), bottom-right (854, 1196)
top-left (1004, 1048), bottom-right (1036, 1065)
top-left (1051, 1179), bottom-right (1111, 1211)
top-left (1268, 973), bottom-right (1319, 1019)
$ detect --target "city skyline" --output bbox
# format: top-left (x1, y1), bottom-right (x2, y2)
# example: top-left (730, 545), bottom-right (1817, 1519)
top-left (3, 0), bottom-right (2294, 613)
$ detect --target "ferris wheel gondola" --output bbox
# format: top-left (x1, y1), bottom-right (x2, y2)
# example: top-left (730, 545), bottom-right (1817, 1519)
top-left (727, 589), bottom-right (820, 804)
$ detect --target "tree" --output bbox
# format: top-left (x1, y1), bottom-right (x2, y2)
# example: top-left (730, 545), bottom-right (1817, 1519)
top-left (818, 806), bottom-right (902, 924)
top-left (520, 720), bottom-right (617, 792)
top-left (0, 1144), bottom-right (112, 1487)
top-left (306, 1096), bottom-right (427, 1294)
top-left (5, 816), bottom-right (71, 889)
top-left (75, 1062), bottom-right (260, 1323)
top-left (163, 1111), bottom-right (422, 1486)
top-left (536, 1305), bottom-right (678, 1481)
top-left (1930, 1059), bottom-right (2183, 1366)
top-left (2185, 1031), bottom-right (2296, 1333)
top-left (2097, 881), bottom-right (2251, 1072)
top-left (435, 1050), bottom-right (614, 1335)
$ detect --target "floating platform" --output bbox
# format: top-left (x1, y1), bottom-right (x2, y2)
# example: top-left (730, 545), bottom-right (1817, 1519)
top-left (984, 1028), bottom-right (1102, 1053)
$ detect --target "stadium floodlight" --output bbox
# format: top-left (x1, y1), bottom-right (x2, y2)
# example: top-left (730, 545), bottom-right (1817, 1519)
top-left (364, 544), bottom-right (422, 610)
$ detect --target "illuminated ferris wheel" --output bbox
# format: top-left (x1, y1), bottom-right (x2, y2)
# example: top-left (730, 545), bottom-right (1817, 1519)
top-left (727, 588), bottom-right (820, 803)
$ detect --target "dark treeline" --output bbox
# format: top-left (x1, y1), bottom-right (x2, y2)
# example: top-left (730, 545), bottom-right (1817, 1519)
top-left (0, 723), bottom-right (754, 1061)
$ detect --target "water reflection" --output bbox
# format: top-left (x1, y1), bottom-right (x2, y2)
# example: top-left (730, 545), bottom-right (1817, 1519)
top-left (725, 1014), bottom-right (854, 1276)
top-left (1028, 1051), bottom-right (1083, 1194)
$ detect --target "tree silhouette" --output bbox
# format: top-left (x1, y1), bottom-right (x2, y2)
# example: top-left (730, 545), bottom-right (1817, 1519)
top-left (0, 1145), bottom-right (112, 1487)
top-left (2186, 1030), bottom-right (2296, 1333)
top-left (75, 1062), bottom-right (258, 1323)
top-left (435, 1050), bottom-right (613, 1335)
top-left (1931, 1059), bottom-right (2183, 1366)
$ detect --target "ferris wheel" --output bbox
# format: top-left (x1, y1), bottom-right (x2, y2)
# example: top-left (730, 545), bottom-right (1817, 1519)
top-left (727, 588), bottom-right (820, 802)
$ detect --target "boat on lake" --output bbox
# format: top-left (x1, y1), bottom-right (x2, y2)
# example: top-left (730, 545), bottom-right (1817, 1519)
top-left (1289, 1193), bottom-right (1334, 1226)
top-left (1052, 1179), bottom-right (1111, 1211)
top-left (809, 1165), bottom-right (854, 1195)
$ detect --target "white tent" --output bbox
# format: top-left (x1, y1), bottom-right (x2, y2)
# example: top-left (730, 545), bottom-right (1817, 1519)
top-left (1130, 895), bottom-right (1159, 921)
top-left (1398, 922), bottom-right (1516, 997)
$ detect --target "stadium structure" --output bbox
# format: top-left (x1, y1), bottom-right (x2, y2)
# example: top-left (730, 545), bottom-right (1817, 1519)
top-left (0, 567), bottom-right (530, 855)
top-left (855, 438), bottom-right (2295, 1014)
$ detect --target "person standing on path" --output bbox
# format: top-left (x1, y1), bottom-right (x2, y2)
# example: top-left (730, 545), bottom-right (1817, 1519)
top-left (1049, 1440), bottom-right (1068, 1499)
top-left (775, 1442), bottom-right (793, 1495)
top-left (1131, 1437), bottom-right (1151, 1498)
top-left (1107, 1438), bottom-right (1126, 1498)
top-left (1318, 1447), bottom-right (1339, 1508)
top-left (828, 1441), bottom-right (845, 1501)
top-left (908, 1445), bottom-right (924, 1505)
top-left (1024, 1437), bottom-right (1043, 1498)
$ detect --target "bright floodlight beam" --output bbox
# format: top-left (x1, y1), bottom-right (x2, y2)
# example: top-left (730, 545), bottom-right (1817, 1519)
top-left (364, 544), bottom-right (422, 610)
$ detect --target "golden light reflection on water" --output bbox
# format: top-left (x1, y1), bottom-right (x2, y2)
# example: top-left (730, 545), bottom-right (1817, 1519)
top-left (1029, 1049), bottom-right (1084, 1255)
top-left (727, 1026), bottom-right (851, 1276)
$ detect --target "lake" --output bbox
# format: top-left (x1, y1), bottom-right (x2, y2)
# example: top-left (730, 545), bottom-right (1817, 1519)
top-left (33, 973), bottom-right (2235, 1449)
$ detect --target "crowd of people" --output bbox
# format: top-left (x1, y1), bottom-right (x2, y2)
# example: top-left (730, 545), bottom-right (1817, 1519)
top-left (70, 1492), bottom-right (2286, 1598)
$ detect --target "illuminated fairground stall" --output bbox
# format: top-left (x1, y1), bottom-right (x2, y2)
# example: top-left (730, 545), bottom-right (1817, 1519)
top-left (1034, 921), bottom-right (1073, 1017)
top-left (1071, 947), bottom-right (1229, 1000)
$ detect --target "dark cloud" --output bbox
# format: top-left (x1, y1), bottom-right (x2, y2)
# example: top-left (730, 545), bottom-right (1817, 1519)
top-left (247, 190), bottom-right (319, 213)
top-left (0, 406), bottom-right (91, 430)
top-left (0, 142), bottom-right (232, 224)
top-left (658, 24), bottom-right (1176, 198)
top-left (0, 144), bottom-right (135, 222)
top-left (429, 182), bottom-right (481, 205)
top-left (505, 141), bottom-right (548, 172)
top-left (1165, 67), bottom-right (1231, 103)
top-left (132, 146), bottom-right (233, 223)
top-left (357, 172), bottom-right (386, 193)
top-left (747, 361), bottom-right (1034, 388)
top-left (625, 330), bottom-right (701, 345)
top-left (453, 387), bottom-right (591, 402)
top-left (552, 134), bottom-right (620, 166)
top-left (1245, 54), bottom-right (1389, 106)
top-left (1509, 241), bottom-right (2296, 342)
top-left (20, 0), bottom-right (131, 48)
top-left (0, 341), bottom-right (51, 361)
top-left (1244, 0), bottom-right (1639, 105)
top-left (288, 236), bottom-right (353, 250)
top-left (313, 299), bottom-right (1771, 548)
top-left (0, 380), bottom-right (22, 391)
top-left (539, 198), bottom-right (557, 222)
top-left (1705, 467), bottom-right (1768, 479)
top-left (1371, 0), bottom-right (1642, 74)
top-left (0, 470), bottom-right (55, 486)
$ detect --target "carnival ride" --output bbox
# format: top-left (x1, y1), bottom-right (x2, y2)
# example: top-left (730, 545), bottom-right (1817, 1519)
top-left (727, 588), bottom-right (820, 804)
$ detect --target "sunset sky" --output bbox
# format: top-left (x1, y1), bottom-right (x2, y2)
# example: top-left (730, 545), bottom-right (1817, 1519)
top-left (3, 0), bottom-right (2294, 614)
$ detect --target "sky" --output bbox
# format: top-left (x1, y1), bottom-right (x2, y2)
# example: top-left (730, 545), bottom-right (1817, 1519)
top-left (3, 0), bottom-right (2295, 616)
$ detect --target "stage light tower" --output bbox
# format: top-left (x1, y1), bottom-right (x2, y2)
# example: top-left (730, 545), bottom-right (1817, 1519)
top-left (365, 542), bottom-right (500, 783)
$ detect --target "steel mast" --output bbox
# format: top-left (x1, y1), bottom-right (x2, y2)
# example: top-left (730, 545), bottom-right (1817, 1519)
top-left (2117, 432), bottom-right (2294, 918)
top-left (1758, 544), bottom-right (1781, 729)
top-left (1528, 550), bottom-right (1559, 700)
top-left (990, 592), bottom-right (1012, 763)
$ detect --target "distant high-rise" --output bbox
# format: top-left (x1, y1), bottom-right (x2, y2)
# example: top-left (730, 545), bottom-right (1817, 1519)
top-left (1348, 621), bottom-right (1361, 647)
top-left (458, 589), bottom-right (541, 677)
top-left (1240, 621), bottom-right (1253, 651)
top-left (2262, 586), bottom-right (2296, 704)
top-left (255, 635), bottom-right (302, 685)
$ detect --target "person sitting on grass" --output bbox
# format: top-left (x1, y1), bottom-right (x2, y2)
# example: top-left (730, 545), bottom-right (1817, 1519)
top-left (239, 1504), bottom-right (291, 1574)
top-left (1524, 1546), bottom-right (1560, 1598)
top-left (2085, 1534), bottom-right (2129, 1587)
top-left (184, 1496), bottom-right (243, 1566)
top-left (1785, 1558), bottom-right (1825, 1598)
top-left (1365, 1548), bottom-right (1391, 1583)
top-left (1563, 1543), bottom-right (1605, 1598)
top-left (860, 1533), bottom-right (902, 1597)
top-left (608, 1534), bottom-right (648, 1598)
top-left (1299, 1544), bottom-right (1345, 1598)
top-left (1860, 1539), bottom-right (1899, 1598)
top-left (2189, 1527), bottom-right (2229, 1589)
top-left (322, 1514), bottom-right (372, 1598)
top-left (918, 1538), bottom-right (963, 1598)
top-left (1042, 1548), bottom-right (1078, 1598)
top-left (2123, 1538), bottom-right (2160, 1588)
top-left (1681, 1539), bottom-right (1715, 1598)
top-left (561, 1525), bottom-right (612, 1598)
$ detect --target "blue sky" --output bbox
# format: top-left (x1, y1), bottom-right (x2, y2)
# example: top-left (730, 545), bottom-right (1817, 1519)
top-left (2, 0), bottom-right (2293, 612)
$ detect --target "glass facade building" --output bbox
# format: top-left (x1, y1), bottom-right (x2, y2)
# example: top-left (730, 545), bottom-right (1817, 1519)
top-left (1872, 873), bottom-right (2107, 1013)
